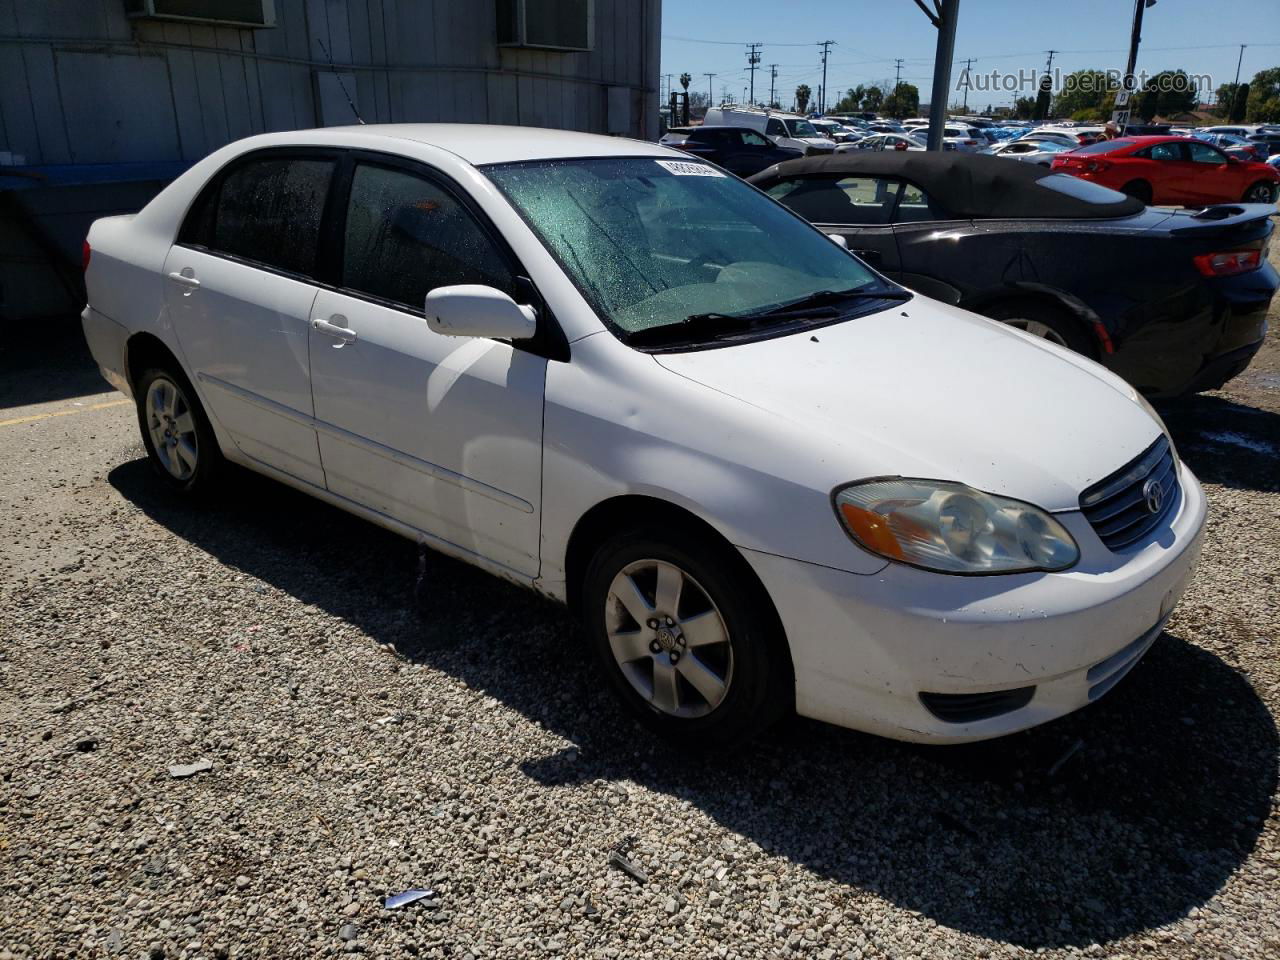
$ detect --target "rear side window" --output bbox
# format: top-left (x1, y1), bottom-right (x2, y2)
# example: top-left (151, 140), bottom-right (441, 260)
top-left (766, 176), bottom-right (899, 225)
top-left (766, 118), bottom-right (786, 137)
top-left (340, 163), bottom-right (515, 311)
top-left (181, 156), bottom-right (335, 277)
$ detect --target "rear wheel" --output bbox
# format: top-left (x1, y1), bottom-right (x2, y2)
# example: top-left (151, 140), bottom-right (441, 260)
top-left (135, 365), bottom-right (222, 495)
top-left (981, 299), bottom-right (1095, 357)
top-left (581, 528), bottom-right (791, 746)
top-left (1242, 180), bottom-right (1277, 204)
top-left (1120, 180), bottom-right (1152, 204)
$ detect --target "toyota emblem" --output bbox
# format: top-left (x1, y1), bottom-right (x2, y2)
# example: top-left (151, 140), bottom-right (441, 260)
top-left (1142, 478), bottom-right (1165, 515)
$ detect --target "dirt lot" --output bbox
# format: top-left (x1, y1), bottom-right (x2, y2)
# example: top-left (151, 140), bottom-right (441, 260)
top-left (2, 244), bottom-right (1278, 960)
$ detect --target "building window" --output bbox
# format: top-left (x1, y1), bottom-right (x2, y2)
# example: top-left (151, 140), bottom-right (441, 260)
top-left (497, 0), bottom-right (593, 52)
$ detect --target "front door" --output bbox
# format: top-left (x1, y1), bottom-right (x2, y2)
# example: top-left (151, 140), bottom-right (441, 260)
top-left (164, 150), bottom-right (337, 487)
top-left (307, 159), bottom-right (546, 577)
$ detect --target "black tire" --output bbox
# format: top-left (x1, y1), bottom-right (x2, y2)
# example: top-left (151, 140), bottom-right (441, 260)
top-left (1242, 180), bottom-right (1277, 204)
top-left (134, 364), bottom-right (222, 495)
top-left (980, 298), bottom-right (1097, 357)
top-left (1120, 180), bottom-right (1152, 204)
top-left (580, 527), bottom-right (792, 747)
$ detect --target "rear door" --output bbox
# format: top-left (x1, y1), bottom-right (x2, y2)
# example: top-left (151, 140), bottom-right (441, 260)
top-left (306, 155), bottom-right (547, 577)
top-left (163, 149), bottom-right (337, 487)
top-left (762, 175), bottom-right (901, 274)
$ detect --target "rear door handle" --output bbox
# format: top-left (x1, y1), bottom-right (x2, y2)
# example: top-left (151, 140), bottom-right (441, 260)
top-left (313, 317), bottom-right (357, 344)
top-left (167, 271), bottom-right (200, 289)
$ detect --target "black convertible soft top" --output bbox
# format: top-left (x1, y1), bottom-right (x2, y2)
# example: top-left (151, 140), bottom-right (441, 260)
top-left (747, 151), bottom-right (1146, 220)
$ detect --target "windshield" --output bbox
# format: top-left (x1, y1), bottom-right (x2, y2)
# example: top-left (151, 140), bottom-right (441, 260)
top-left (785, 119), bottom-right (820, 137)
top-left (485, 157), bottom-right (882, 339)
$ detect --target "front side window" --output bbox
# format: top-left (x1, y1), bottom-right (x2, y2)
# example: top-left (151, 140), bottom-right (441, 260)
top-left (1188, 142), bottom-right (1228, 164)
top-left (785, 119), bottom-right (819, 138)
top-left (341, 164), bottom-right (514, 311)
top-left (188, 156), bottom-right (335, 277)
top-left (485, 157), bottom-right (882, 340)
top-left (765, 176), bottom-right (899, 225)
top-left (766, 118), bottom-right (787, 137)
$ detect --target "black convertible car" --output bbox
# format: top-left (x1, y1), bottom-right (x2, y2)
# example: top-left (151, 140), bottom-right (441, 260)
top-left (748, 153), bottom-right (1278, 397)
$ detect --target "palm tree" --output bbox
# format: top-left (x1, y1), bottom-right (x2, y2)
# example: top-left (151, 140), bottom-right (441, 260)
top-left (795, 84), bottom-right (811, 113)
top-left (679, 72), bottom-right (691, 92)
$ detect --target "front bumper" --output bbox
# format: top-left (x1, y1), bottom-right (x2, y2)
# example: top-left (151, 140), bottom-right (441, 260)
top-left (744, 460), bottom-right (1206, 743)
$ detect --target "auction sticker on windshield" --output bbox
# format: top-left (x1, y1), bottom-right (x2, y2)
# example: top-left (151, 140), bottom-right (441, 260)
top-left (655, 160), bottom-right (726, 177)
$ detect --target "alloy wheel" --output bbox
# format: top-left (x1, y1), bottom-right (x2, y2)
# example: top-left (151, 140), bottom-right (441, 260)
top-left (1245, 182), bottom-right (1276, 204)
top-left (145, 376), bottom-right (199, 481)
top-left (1002, 318), bottom-right (1069, 348)
top-left (604, 559), bottom-right (734, 718)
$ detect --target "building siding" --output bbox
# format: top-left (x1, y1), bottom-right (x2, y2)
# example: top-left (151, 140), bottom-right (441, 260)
top-left (0, 0), bottom-right (661, 167)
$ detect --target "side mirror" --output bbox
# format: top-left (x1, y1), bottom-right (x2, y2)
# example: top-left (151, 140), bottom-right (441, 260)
top-left (425, 285), bottom-right (537, 340)
top-left (826, 233), bottom-right (848, 249)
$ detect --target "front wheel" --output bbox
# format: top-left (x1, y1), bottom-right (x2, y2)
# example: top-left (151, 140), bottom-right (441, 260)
top-left (1242, 180), bottom-right (1277, 204)
top-left (135, 366), bottom-right (222, 494)
top-left (580, 528), bottom-right (791, 746)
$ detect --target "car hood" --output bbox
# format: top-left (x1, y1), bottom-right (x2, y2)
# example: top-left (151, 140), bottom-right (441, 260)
top-left (653, 295), bottom-right (1161, 512)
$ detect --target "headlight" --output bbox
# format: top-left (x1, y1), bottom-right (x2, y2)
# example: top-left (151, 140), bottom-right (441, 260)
top-left (833, 479), bottom-right (1079, 574)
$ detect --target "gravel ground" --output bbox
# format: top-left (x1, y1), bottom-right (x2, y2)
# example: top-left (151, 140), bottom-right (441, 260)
top-left (2, 244), bottom-right (1279, 959)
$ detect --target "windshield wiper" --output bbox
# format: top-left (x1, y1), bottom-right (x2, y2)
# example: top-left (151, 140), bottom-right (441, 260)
top-left (625, 285), bottom-right (912, 347)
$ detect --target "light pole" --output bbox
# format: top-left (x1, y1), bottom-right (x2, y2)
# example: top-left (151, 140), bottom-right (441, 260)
top-left (1115, 0), bottom-right (1157, 130)
top-left (913, 0), bottom-right (960, 150)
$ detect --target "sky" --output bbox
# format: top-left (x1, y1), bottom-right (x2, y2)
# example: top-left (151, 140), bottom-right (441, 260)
top-left (659, 0), bottom-right (1280, 112)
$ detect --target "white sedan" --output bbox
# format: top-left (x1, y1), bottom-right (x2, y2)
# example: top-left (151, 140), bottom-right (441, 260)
top-left (82, 125), bottom-right (1206, 745)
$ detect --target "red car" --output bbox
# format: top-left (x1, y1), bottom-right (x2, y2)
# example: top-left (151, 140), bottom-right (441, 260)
top-left (1051, 135), bottom-right (1280, 206)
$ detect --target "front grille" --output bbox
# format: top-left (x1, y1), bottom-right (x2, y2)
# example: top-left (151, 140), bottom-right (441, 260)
top-left (1079, 436), bottom-right (1179, 551)
top-left (919, 686), bottom-right (1035, 724)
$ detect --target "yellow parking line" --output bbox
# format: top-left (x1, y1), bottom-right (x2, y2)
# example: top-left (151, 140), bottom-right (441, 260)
top-left (0, 398), bottom-right (131, 428)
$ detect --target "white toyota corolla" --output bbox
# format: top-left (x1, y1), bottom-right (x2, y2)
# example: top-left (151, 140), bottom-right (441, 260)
top-left (82, 125), bottom-right (1205, 745)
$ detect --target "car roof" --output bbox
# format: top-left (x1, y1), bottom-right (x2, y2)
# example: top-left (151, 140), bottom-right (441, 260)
top-left (747, 151), bottom-right (1145, 220)
top-left (324, 123), bottom-right (670, 165)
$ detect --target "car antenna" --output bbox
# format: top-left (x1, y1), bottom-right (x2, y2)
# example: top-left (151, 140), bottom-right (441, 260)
top-left (316, 38), bottom-right (365, 124)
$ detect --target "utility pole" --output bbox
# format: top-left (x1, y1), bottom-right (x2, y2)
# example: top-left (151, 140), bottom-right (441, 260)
top-left (769, 64), bottom-right (778, 108)
top-left (1233, 43), bottom-right (1246, 88)
top-left (704, 72), bottom-right (716, 107)
top-left (746, 42), bottom-right (762, 106)
top-left (892, 58), bottom-right (904, 117)
top-left (960, 57), bottom-right (973, 112)
top-left (818, 40), bottom-right (834, 113)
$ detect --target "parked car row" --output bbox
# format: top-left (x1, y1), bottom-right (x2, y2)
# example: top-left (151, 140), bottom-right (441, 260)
top-left (83, 124), bottom-right (1218, 748)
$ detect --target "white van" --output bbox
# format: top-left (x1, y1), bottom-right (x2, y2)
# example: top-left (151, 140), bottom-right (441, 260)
top-left (702, 108), bottom-right (836, 155)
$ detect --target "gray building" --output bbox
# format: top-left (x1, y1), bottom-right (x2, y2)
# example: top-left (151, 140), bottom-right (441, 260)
top-left (0, 0), bottom-right (661, 320)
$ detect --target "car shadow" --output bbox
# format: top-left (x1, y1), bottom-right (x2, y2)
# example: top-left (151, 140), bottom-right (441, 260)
top-left (0, 316), bottom-right (108, 410)
top-left (1158, 393), bottom-right (1280, 492)
top-left (108, 458), bottom-right (1277, 950)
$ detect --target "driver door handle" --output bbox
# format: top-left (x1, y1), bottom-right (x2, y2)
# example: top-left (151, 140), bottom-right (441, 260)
top-left (313, 317), bottom-right (357, 344)
top-left (167, 271), bottom-right (200, 289)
